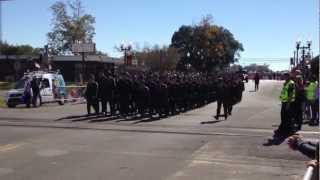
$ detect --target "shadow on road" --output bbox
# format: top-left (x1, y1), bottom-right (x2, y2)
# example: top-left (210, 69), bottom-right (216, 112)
top-left (200, 119), bottom-right (226, 124)
top-left (133, 116), bottom-right (162, 124)
top-left (55, 114), bottom-right (98, 121)
top-left (89, 115), bottom-right (123, 123)
top-left (56, 112), bottom-right (173, 124)
top-left (71, 114), bottom-right (106, 122)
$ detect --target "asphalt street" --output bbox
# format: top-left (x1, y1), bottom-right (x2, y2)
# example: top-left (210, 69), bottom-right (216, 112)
top-left (0, 80), bottom-right (318, 180)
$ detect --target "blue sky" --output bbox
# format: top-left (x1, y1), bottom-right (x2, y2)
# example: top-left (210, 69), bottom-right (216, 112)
top-left (2, 0), bottom-right (319, 70)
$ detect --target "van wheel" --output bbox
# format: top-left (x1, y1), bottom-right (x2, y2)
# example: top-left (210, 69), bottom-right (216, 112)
top-left (7, 104), bottom-right (16, 108)
top-left (58, 99), bottom-right (64, 105)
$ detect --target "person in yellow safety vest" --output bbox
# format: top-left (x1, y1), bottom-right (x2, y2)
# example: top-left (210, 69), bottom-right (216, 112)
top-left (305, 76), bottom-right (319, 126)
top-left (274, 72), bottom-right (296, 137)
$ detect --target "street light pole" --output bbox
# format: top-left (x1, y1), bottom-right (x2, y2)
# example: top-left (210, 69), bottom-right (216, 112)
top-left (295, 40), bottom-right (312, 78)
top-left (120, 43), bottom-right (132, 66)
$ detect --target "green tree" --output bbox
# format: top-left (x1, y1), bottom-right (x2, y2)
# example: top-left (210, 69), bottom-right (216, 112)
top-left (47, 0), bottom-right (96, 55)
top-left (0, 42), bottom-right (40, 55)
top-left (134, 44), bottom-right (180, 71)
top-left (171, 15), bottom-right (244, 72)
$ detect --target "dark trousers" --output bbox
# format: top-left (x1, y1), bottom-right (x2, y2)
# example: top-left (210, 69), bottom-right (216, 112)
top-left (87, 98), bottom-right (99, 115)
top-left (255, 83), bottom-right (259, 91)
top-left (216, 99), bottom-right (227, 119)
top-left (293, 101), bottom-right (303, 130)
top-left (101, 97), bottom-right (114, 115)
top-left (119, 96), bottom-right (129, 115)
top-left (310, 99), bottom-right (319, 124)
top-left (32, 91), bottom-right (40, 107)
top-left (277, 102), bottom-right (293, 135)
top-left (225, 98), bottom-right (233, 115)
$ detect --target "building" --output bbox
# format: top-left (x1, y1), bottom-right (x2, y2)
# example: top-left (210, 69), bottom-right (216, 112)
top-left (50, 55), bottom-right (123, 82)
top-left (0, 55), bottom-right (41, 81)
top-left (0, 55), bottom-right (123, 82)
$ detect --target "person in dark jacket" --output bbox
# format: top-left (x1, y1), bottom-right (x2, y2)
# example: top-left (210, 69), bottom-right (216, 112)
top-left (31, 76), bottom-right (40, 107)
top-left (85, 74), bottom-right (99, 115)
top-left (98, 72), bottom-right (115, 116)
top-left (214, 77), bottom-right (228, 120)
top-left (293, 75), bottom-right (304, 131)
top-left (254, 72), bottom-right (260, 91)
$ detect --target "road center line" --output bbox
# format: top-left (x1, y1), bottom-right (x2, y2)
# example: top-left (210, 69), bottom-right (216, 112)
top-left (0, 143), bottom-right (25, 153)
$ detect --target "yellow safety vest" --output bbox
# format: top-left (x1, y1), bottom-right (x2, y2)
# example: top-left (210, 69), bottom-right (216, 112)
top-left (306, 81), bottom-right (318, 101)
top-left (280, 80), bottom-right (295, 102)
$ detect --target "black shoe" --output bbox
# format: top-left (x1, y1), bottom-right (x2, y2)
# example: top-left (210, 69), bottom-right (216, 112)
top-left (214, 115), bottom-right (218, 120)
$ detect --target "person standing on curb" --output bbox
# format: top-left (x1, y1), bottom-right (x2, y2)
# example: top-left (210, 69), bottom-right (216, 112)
top-left (274, 73), bottom-right (296, 137)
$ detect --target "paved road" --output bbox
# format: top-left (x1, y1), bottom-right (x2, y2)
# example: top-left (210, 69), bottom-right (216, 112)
top-left (0, 80), bottom-right (318, 180)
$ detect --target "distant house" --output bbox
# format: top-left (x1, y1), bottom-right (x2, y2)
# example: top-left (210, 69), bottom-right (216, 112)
top-left (50, 55), bottom-right (123, 82)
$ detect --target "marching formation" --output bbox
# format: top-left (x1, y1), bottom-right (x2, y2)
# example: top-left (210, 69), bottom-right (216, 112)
top-left (84, 71), bottom-right (245, 119)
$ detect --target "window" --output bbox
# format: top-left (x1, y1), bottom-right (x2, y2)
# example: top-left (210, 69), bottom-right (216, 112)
top-left (41, 79), bottom-right (50, 89)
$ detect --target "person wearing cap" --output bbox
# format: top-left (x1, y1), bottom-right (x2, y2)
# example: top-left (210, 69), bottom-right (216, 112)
top-left (274, 72), bottom-right (296, 136)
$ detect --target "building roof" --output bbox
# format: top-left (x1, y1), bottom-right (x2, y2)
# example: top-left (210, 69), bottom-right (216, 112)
top-left (0, 55), bottom-right (39, 61)
top-left (51, 55), bottom-right (123, 65)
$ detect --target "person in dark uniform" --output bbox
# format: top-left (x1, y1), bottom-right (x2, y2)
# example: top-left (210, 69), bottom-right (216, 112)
top-left (225, 77), bottom-right (234, 116)
top-left (292, 75), bottom-right (304, 131)
top-left (31, 76), bottom-right (40, 107)
top-left (136, 76), bottom-right (149, 117)
top-left (236, 77), bottom-right (245, 103)
top-left (254, 72), bottom-right (260, 91)
top-left (106, 72), bottom-right (116, 116)
top-left (118, 73), bottom-right (130, 117)
top-left (98, 72), bottom-right (107, 114)
top-left (98, 72), bottom-right (116, 116)
top-left (159, 79), bottom-right (169, 117)
top-left (214, 77), bottom-right (228, 120)
top-left (85, 74), bottom-right (99, 115)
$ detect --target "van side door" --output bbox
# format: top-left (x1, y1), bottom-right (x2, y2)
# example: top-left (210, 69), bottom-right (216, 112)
top-left (40, 78), bottom-right (54, 103)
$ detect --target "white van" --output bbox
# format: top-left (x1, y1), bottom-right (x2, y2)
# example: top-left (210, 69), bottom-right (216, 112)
top-left (5, 71), bottom-right (67, 108)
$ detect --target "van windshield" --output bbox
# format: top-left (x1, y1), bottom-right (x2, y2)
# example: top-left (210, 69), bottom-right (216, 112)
top-left (14, 79), bottom-right (26, 89)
